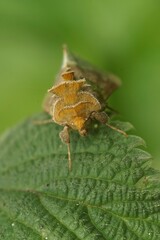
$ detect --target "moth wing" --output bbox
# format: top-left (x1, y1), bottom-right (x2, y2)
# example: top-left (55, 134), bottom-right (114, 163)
top-left (43, 93), bottom-right (58, 115)
top-left (77, 68), bottom-right (121, 101)
top-left (44, 46), bottom-right (121, 114)
top-left (60, 46), bottom-right (121, 104)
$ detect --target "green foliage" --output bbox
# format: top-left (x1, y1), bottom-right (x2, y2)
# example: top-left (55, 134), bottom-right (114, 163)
top-left (0, 112), bottom-right (160, 239)
top-left (0, 0), bottom-right (160, 168)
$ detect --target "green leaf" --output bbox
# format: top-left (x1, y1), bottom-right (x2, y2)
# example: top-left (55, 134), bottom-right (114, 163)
top-left (0, 112), bottom-right (160, 240)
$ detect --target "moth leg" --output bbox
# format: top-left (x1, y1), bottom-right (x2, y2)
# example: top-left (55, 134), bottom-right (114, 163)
top-left (91, 111), bottom-right (128, 137)
top-left (32, 119), bottom-right (53, 125)
top-left (106, 122), bottom-right (128, 137)
top-left (59, 126), bottom-right (72, 171)
top-left (91, 111), bottom-right (109, 124)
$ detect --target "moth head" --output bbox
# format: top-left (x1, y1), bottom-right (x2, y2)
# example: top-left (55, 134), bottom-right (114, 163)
top-left (70, 116), bottom-right (87, 136)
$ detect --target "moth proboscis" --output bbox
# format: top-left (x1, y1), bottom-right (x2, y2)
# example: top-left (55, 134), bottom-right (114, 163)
top-left (42, 46), bottom-right (127, 171)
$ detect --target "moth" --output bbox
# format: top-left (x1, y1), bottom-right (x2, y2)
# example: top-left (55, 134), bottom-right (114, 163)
top-left (43, 46), bottom-right (127, 170)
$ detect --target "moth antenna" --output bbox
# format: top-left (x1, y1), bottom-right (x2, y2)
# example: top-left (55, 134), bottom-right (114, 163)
top-left (59, 126), bottom-right (72, 171)
top-left (106, 123), bottom-right (128, 137)
top-left (33, 119), bottom-right (53, 125)
top-left (67, 142), bottom-right (72, 171)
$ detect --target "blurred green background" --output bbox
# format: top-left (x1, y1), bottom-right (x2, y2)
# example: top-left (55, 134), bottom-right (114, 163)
top-left (0, 0), bottom-right (160, 168)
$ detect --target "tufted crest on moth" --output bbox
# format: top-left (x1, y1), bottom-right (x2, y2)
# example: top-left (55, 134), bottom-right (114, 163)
top-left (49, 76), bottom-right (102, 133)
top-left (48, 79), bottom-right (86, 97)
top-left (61, 68), bottom-right (75, 81)
top-left (55, 101), bottom-right (100, 129)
